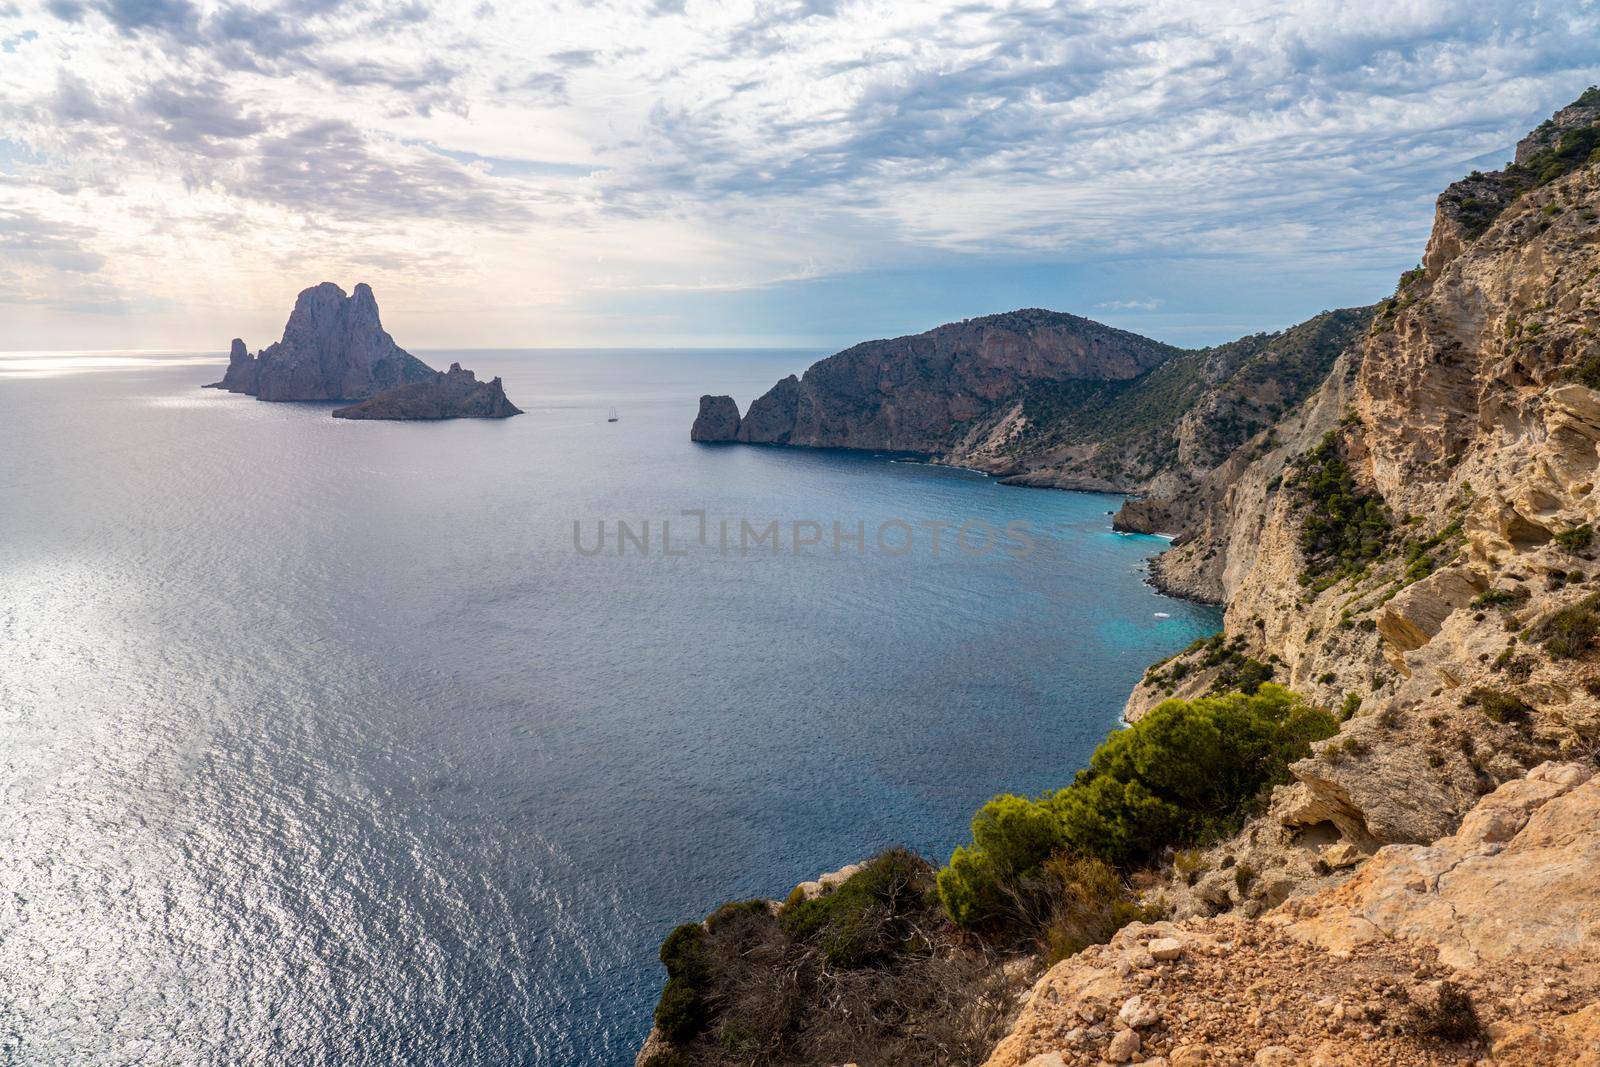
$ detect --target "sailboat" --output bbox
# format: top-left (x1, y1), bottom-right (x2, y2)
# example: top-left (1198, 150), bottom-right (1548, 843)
top-left (607, 406), bottom-right (619, 423)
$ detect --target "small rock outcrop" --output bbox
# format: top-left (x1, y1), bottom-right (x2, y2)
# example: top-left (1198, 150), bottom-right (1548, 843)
top-left (690, 394), bottom-right (741, 441)
top-left (331, 363), bottom-right (521, 420)
top-left (206, 282), bottom-right (435, 401)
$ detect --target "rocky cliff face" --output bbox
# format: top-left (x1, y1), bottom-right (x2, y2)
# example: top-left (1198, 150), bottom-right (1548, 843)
top-left (690, 309), bottom-right (1179, 453)
top-left (1100, 95), bottom-right (1600, 992)
top-left (646, 90), bottom-right (1600, 1067)
top-left (331, 363), bottom-right (521, 420)
top-left (693, 304), bottom-right (1370, 512)
top-left (207, 282), bottom-right (435, 401)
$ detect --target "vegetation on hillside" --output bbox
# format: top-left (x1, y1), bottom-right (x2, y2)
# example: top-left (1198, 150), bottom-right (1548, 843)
top-left (1531, 592), bottom-right (1600, 659)
top-left (1290, 431), bottom-right (1392, 584)
top-left (1436, 87), bottom-right (1600, 241)
top-left (936, 685), bottom-right (1336, 927)
top-left (1141, 631), bottom-right (1276, 698)
top-left (640, 850), bottom-right (1013, 1067)
top-left (975, 306), bottom-right (1373, 485)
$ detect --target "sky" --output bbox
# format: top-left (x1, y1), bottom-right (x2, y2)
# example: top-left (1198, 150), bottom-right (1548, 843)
top-left (0, 0), bottom-right (1596, 353)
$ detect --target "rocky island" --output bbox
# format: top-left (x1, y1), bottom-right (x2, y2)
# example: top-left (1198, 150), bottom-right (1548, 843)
top-left (208, 282), bottom-right (522, 420)
top-left (648, 88), bottom-right (1600, 1067)
top-left (332, 363), bottom-right (521, 420)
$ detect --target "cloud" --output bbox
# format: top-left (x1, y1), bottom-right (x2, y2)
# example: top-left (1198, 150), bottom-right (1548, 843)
top-left (0, 208), bottom-right (105, 272)
top-left (2, 0), bottom-right (1598, 347)
top-left (239, 119), bottom-right (531, 222)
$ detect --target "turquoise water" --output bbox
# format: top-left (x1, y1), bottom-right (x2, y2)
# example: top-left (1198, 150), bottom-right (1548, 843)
top-left (0, 349), bottom-right (1219, 1065)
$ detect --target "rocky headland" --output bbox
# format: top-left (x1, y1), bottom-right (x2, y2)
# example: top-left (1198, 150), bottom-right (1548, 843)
top-left (644, 88), bottom-right (1600, 1067)
top-left (332, 363), bottom-right (521, 420)
top-left (208, 282), bottom-right (521, 419)
top-left (692, 303), bottom-right (1373, 518)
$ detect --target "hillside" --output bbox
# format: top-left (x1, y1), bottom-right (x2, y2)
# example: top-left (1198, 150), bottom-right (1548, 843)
top-left (646, 88), bottom-right (1600, 1067)
top-left (692, 300), bottom-right (1372, 517)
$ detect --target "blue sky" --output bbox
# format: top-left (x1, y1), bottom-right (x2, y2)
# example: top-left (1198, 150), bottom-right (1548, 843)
top-left (0, 0), bottom-right (1596, 351)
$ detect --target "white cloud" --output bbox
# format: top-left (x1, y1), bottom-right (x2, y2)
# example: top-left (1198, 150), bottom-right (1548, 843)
top-left (0, 0), bottom-right (1595, 348)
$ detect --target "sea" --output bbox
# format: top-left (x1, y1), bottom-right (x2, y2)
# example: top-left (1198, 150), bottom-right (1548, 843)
top-left (0, 348), bottom-right (1220, 1065)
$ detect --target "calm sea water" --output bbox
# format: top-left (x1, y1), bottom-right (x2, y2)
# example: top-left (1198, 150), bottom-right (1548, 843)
top-left (0, 349), bottom-right (1219, 1066)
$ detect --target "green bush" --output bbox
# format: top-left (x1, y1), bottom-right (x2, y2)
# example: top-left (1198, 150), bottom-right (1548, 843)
top-left (938, 796), bottom-right (1061, 928)
top-left (654, 923), bottom-right (713, 1042)
top-left (1530, 592), bottom-right (1600, 659)
top-left (654, 977), bottom-right (708, 1043)
top-left (704, 898), bottom-right (769, 933)
top-left (660, 923), bottom-right (711, 984)
top-left (1462, 687), bottom-right (1532, 724)
top-left (780, 847), bottom-right (928, 968)
top-left (938, 685), bottom-right (1336, 925)
top-left (1472, 587), bottom-right (1528, 609)
top-left (1555, 524), bottom-right (1594, 553)
top-left (1292, 432), bottom-right (1391, 580)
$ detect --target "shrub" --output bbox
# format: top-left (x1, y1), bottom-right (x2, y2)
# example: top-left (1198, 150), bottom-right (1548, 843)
top-left (939, 796), bottom-right (1064, 926)
top-left (938, 685), bottom-right (1335, 925)
top-left (1292, 432), bottom-right (1391, 580)
top-left (780, 847), bottom-right (928, 968)
top-left (705, 898), bottom-right (769, 933)
top-left (653, 923), bottom-right (714, 1042)
top-left (660, 923), bottom-right (711, 986)
top-left (1038, 854), bottom-right (1162, 963)
top-left (1530, 592), bottom-right (1600, 659)
top-left (1556, 524), bottom-right (1594, 552)
top-left (1404, 980), bottom-right (1486, 1042)
top-left (654, 977), bottom-right (708, 1043)
top-left (1472, 587), bottom-right (1528, 609)
top-left (1462, 687), bottom-right (1532, 724)
top-left (1339, 692), bottom-right (1362, 720)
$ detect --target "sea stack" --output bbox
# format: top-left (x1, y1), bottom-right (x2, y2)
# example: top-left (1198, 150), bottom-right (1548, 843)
top-left (690, 395), bottom-right (741, 441)
top-left (208, 282), bottom-right (523, 419)
top-left (206, 282), bottom-right (435, 401)
top-left (332, 363), bottom-right (522, 420)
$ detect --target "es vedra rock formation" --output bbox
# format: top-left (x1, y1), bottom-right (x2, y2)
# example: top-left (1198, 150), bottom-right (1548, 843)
top-left (649, 87), bottom-right (1600, 1067)
top-left (208, 282), bottom-right (521, 419)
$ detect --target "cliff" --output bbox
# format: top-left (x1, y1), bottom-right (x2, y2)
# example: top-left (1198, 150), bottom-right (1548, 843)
top-left (689, 309), bottom-right (1179, 454)
top-left (645, 88), bottom-right (1600, 1067)
top-left (207, 282), bottom-right (435, 401)
top-left (331, 363), bottom-right (522, 420)
top-left (692, 304), bottom-right (1372, 510)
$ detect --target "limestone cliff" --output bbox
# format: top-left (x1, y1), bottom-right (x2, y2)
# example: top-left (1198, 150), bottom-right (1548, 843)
top-left (692, 305), bottom-right (1371, 515)
top-left (331, 363), bottom-right (522, 420)
top-left (207, 282), bottom-right (435, 401)
top-left (645, 89), bottom-right (1600, 1067)
top-left (688, 309), bottom-right (1179, 453)
top-left (1122, 92), bottom-right (1600, 880)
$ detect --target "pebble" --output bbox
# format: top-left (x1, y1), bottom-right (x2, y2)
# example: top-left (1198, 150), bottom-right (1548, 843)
top-left (1149, 937), bottom-right (1185, 961)
top-left (1118, 994), bottom-right (1161, 1029)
